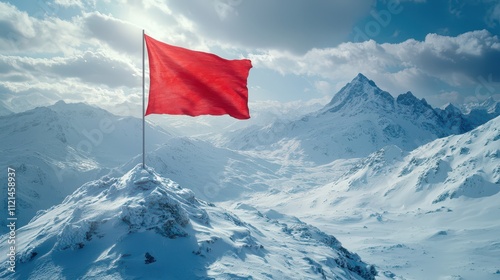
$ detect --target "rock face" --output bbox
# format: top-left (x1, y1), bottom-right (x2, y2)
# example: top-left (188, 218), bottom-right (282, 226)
top-left (0, 164), bottom-right (377, 280)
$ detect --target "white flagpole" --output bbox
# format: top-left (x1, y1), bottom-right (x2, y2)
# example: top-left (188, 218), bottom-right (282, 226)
top-left (142, 29), bottom-right (146, 169)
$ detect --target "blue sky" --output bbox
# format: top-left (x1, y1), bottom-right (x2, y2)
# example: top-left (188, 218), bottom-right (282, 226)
top-left (1, 0), bottom-right (499, 118)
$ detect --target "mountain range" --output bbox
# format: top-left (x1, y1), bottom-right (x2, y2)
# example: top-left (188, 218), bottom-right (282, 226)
top-left (222, 74), bottom-right (499, 164)
top-left (0, 73), bottom-right (499, 279)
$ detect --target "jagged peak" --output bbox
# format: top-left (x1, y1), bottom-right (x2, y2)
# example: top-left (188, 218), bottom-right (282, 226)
top-left (48, 100), bottom-right (113, 118)
top-left (396, 91), bottom-right (434, 111)
top-left (443, 103), bottom-right (462, 114)
top-left (50, 100), bottom-right (95, 110)
top-left (352, 73), bottom-right (377, 87)
top-left (324, 73), bottom-right (394, 112)
top-left (396, 91), bottom-right (418, 104)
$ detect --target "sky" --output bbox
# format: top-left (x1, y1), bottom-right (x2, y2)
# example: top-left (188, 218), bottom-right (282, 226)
top-left (1, 0), bottom-right (500, 123)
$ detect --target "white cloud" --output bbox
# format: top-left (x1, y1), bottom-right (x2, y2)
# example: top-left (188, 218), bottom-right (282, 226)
top-left (54, 0), bottom-right (85, 8)
top-left (0, 51), bottom-right (140, 88)
top-left (314, 80), bottom-right (333, 96)
top-left (0, 49), bottom-right (143, 116)
top-left (81, 12), bottom-right (143, 55)
top-left (249, 30), bottom-right (500, 106)
top-left (0, 2), bottom-right (84, 55)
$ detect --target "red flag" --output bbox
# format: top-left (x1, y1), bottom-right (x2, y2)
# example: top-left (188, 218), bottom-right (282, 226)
top-left (144, 34), bottom-right (252, 119)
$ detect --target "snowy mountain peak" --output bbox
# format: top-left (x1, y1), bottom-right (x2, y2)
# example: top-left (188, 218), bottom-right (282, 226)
top-left (324, 73), bottom-right (394, 113)
top-left (353, 72), bottom-right (375, 86)
top-left (1, 164), bottom-right (378, 279)
top-left (461, 96), bottom-right (500, 114)
top-left (396, 91), bottom-right (419, 105)
top-left (443, 103), bottom-right (462, 114)
top-left (226, 73), bottom-right (498, 164)
top-left (53, 100), bottom-right (67, 106)
top-left (396, 91), bottom-right (436, 117)
top-left (396, 91), bottom-right (431, 108)
top-left (61, 163), bottom-right (198, 239)
top-left (47, 100), bottom-right (112, 120)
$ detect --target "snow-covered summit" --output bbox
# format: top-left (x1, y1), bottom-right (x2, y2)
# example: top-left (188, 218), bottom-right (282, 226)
top-left (324, 73), bottom-right (394, 113)
top-left (0, 164), bottom-right (378, 280)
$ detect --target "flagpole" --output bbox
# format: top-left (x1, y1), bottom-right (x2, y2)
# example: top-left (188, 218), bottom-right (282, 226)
top-left (142, 29), bottom-right (146, 169)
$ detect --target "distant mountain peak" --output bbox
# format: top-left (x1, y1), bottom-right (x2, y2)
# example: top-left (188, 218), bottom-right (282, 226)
top-left (397, 91), bottom-right (430, 107)
top-left (324, 73), bottom-right (394, 113)
top-left (47, 100), bottom-right (112, 120)
top-left (443, 103), bottom-right (462, 114)
top-left (396, 91), bottom-right (436, 116)
top-left (480, 96), bottom-right (497, 107)
top-left (49, 100), bottom-right (97, 110)
top-left (353, 73), bottom-right (377, 87)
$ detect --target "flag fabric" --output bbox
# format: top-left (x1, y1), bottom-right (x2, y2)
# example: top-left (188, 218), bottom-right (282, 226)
top-left (144, 34), bottom-right (252, 120)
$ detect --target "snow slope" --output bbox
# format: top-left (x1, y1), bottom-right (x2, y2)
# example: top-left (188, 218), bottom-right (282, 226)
top-left (115, 137), bottom-right (280, 202)
top-left (0, 101), bottom-right (171, 231)
top-left (242, 116), bottom-right (500, 279)
top-left (222, 74), bottom-right (497, 165)
top-left (0, 164), bottom-right (378, 280)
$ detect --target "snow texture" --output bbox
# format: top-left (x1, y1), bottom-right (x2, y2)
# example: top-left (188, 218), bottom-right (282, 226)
top-left (0, 165), bottom-right (377, 280)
